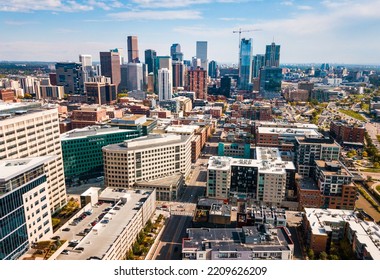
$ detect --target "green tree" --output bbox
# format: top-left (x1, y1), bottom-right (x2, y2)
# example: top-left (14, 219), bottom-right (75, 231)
top-left (307, 248), bottom-right (315, 260)
top-left (319, 251), bottom-right (328, 260)
top-left (373, 162), bottom-right (380, 169)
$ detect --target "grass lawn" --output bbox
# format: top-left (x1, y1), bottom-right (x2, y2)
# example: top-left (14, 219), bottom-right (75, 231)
top-left (377, 185), bottom-right (380, 193)
top-left (339, 109), bottom-right (367, 121)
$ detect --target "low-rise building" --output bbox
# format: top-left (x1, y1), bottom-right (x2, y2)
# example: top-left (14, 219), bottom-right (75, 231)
top-left (182, 226), bottom-right (294, 260)
top-left (303, 208), bottom-right (380, 259)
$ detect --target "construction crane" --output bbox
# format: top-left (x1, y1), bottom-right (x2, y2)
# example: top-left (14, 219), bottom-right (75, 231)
top-left (233, 28), bottom-right (262, 45)
top-left (233, 28), bottom-right (262, 82)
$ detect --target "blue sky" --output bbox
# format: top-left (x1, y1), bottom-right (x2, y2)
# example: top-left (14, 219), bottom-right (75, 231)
top-left (1, 0), bottom-right (380, 64)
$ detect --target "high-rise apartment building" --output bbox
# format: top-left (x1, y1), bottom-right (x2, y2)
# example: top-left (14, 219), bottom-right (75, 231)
top-left (206, 147), bottom-right (295, 206)
top-left (158, 68), bottom-right (172, 101)
top-left (196, 41), bottom-right (208, 72)
top-left (0, 103), bottom-right (67, 213)
top-left (99, 51), bottom-right (121, 91)
top-left (55, 62), bottom-right (85, 95)
top-left (185, 67), bottom-right (207, 99)
top-left (0, 156), bottom-right (54, 260)
top-left (238, 38), bottom-right (253, 90)
top-left (127, 36), bottom-right (139, 63)
top-left (295, 136), bottom-right (341, 177)
top-left (265, 42), bottom-right (280, 67)
top-left (102, 134), bottom-right (192, 188)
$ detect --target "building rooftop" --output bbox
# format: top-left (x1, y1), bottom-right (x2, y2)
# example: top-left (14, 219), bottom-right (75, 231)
top-left (257, 127), bottom-right (320, 137)
top-left (57, 188), bottom-right (154, 260)
top-left (315, 160), bottom-right (353, 177)
top-left (165, 125), bottom-right (200, 134)
top-left (183, 226), bottom-right (292, 253)
top-left (60, 125), bottom-right (136, 140)
top-left (208, 147), bottom-right (295, 175)
top-left (0, 156), bottom-right (56, 182)
top-left (103, 133), bottom-right (189, 151)
top-left (296, 177), bottom-right (319, 191)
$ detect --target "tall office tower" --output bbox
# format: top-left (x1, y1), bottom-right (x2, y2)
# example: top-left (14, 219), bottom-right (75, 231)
top-left (265, 42), bottom-right (280, 67)
top-left (100, 51), bottom-right (121, 91)
top-left (154, 56), bottom-right (172, 93)
top-left (126, 63), bottom-right (144, 91)
top-left (172, 60), bottom-right (185, 88)
top-left (113, 48), bottom-right (125, 64)
top-left (144, 49), bottom-right (156, 74)
top-left (170, 43), bottom-right (183, 61)
top-left (127, 35), bottom-right (139, 63)
top-left (55, 62), bottom-right (85, 94)
top-left (185, 67), bottom-right (207, 99)
top-left (208, 60), bottom-right (218, 78)
top-left (192, 57), bottom-right (201, 68)
top-left (158, 68), bottom-right (172, 101)
top-left (196, 41), bottom-right (208, 72)
top-left (0, 103), bottom-right (67, 213)
top-left (79, 54), bottom-right (92, 67)
top-left (252, 54), bottom-right (265, 78)
top-left (0, 156), bottom-right (55, 260)
top-left (238, 38), bottom-right (253, 90)
top-left (85, 82), bottom-right (117, 105)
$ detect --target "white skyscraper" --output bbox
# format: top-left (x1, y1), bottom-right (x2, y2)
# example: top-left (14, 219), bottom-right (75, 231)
top-left (79, 54), bottom-right (92, 67)
top-left (196, 41), bottom-right (208, 72)
top-left (158, 68), bottom-right (172, 101)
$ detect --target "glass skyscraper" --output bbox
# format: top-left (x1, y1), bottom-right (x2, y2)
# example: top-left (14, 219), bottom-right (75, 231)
top-left (238, 38), bottom-right (253, 90)
top-left (265, 42), bottom-right (280, 67)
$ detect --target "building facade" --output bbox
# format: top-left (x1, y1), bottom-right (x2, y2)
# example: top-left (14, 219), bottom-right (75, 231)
top-left (103, 134), bottom-right (192, 188)
top-left (0, 103), bottom-right (67, 213)
top-left (239, 38), bottom-right (253, 90)
top-left (0, 157), bottom-right (54, 260)
top-left (61, 126), bottom-right (141, 180)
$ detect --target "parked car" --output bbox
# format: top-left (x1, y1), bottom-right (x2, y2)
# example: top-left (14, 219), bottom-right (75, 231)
top-left (62, 228), bottom-right (70, 232)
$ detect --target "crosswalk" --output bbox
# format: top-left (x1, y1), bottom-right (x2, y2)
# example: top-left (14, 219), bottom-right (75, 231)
top-left (170, 210), bottom-right (194, 217)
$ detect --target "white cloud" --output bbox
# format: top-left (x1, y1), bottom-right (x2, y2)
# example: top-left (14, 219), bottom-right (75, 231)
top-left (108, 9), bottom-right (202, 21)
top-left (130, 0), bottom-right (245, 8)
top-left (0, 0), bottom-right (94, 12)
top-left (280, 0), bottom-right (293, 6)
top-left (297, 5), bottom-right (313, 10)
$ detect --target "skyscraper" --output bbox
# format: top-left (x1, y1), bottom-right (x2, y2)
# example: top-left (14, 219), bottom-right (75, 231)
top-left (238, 38), bottom-right (253, 90)
top-left (79, 54), bottom-right (92, 67)
top-left (172, 60), bottom-right (185, 88)
top-left (265, 42), bottom-right (280, 67)
top-left (55, 62), bottom-right (85, 94)
top-left (158, 68), bottom-right (172, 101)
top-left (127, 36), bottom-right (139, 63)
top-left (144, 49), bottom-right (156, 74)
top-left (252, 54), bottom-right (265, 78)
top-left (208, 60), bottom-right (218, 79)
top-left (196, 41), bottom-right (208, 72)
top-left (100, 51), bottom-right (121, 91)
top-left (170, 43), bottom-right (183, 61)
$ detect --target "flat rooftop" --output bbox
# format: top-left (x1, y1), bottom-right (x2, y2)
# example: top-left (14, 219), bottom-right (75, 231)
top-left (61, 126), bottom-right (136, 140)
top-left (103, 133), bottom-right (189, 151)
top-left (57, 188), bottom-right (154, 260)
top-left (0, 156), bottom-right (56, 182)
top-left (165, 125), bottom-right (200, 134)
top-left (183, 226), bottom-right (292, 253)
top-left (297, 177), bottom-right (319, 191)
top-left (315, 160), bottom-right (353, 177)
top-left (258, 127), bottom-right (320, 137)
